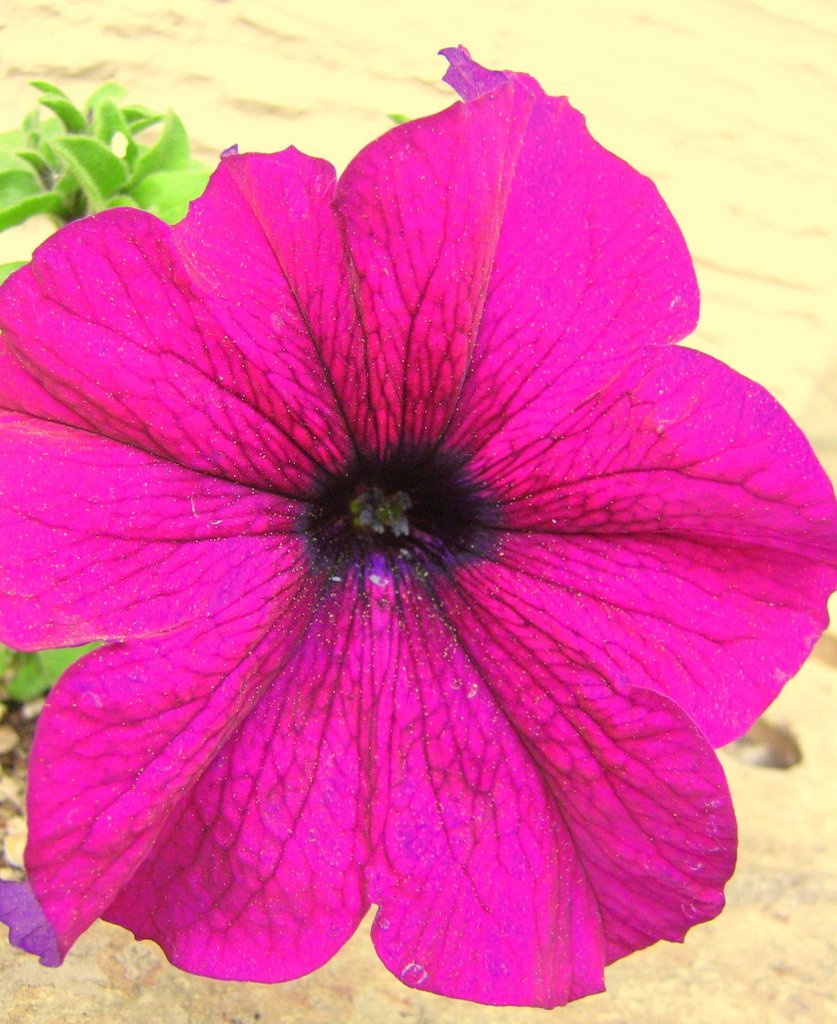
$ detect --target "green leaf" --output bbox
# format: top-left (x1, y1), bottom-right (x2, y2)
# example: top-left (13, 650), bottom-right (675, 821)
top-left (91, 100), bottom-right (138, 166)
top-left (28, 80), bottom-right (70, 98)
top-left (0, 191), bottom-right (62, 232)
top-left (0, 643), bottom-right (14, 674)
top-left (91, 99), bottom-right (126, 144)
top-left (84, 82), bottom-right (127, 113)
top-left (37, 95), bottom-right (87, 133)
top-left (129, 110), bottom-right (190, 185)
top-left (22, 109), bottom-right (41, 148)
top-left (105, 192), bottom-right (140, 210)
top-left (129, 165), bottom-right (210, 222)
top-left (3, 654), bottom-right (41, 701)
top-left (122, 104), bottom-right (163, 129)
top-left (4, 644), bottom-right (98, 702)
top-left (0, 129), bottom-right (27, 162)
top-left (53, 165), bottom-right (81, 200)
top-left (387, 113), bottom-right (411, 125)
top-left (15, 149), bottom-right (53, 181)
top-left (0, 146), bottom-right (39, 186)
top-left (23, 117), bottom-right (66, 165)
top-left (0, 168), bottom-right (41, 203)
top-left (52, 135), bottom-right (128, 209)
top-left (124, 114), bottom-right (165, 135)
top-left (0, 261), bottom-right (26, 284)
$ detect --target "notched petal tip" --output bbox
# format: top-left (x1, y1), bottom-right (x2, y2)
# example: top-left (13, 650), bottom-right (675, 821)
top-left (0, 881), bottom-right (62, 967)
top-left (440, 44), bottom-right (509, 102)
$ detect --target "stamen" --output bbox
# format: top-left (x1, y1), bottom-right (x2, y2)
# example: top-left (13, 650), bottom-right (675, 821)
top-left (350, 487), bottom-right (412, 537)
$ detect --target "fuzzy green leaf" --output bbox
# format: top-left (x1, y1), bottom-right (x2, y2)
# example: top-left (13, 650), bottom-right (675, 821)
top-left (28, 80), bottom-right (69, 98)
top-left (0, 261), bottom-right (26, 284)
top-left (129, 165), bottom-right (210, 222)
top-left (129, 110), bottom-right (190, 184)
top-left (0, 643), bottom-right (13, 674)
top-left (105, 192), bottom-right (141, 210)
top-left (37, 95), bottom-right (87, 133)
top-left (52, 135), bottom-right (128, 209)
top-left (0, 192), bottom-right (62, 232)
top-left (91, 100), bottom-right (138, 166)
top-left (121, 104), bottom-right (164, 129)
top-left (15, 149), bottom-right (53, 181)
top-left (0, 129), bottom-right (27, 161)
top-left (0, 168), bottom-right (40, 203)
top-left (84, 82), bottom-right (128, 113)
top-left (91, 99), bottom-right (127, 144)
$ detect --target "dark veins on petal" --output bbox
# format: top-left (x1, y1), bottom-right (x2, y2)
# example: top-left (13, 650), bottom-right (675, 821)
top-left (301, 446), bottom-right (502, 579)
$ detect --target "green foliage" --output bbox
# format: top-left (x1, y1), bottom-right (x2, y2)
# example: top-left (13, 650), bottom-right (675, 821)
top-left (387, 113), bottom-right (411, 124)
top-left (129, 110), bottom-right (189, 183)
top-left (0, 261), bottom-right (26, 284)
top-left (0, 79), bottom-right (211, 238)
top-left (0, 643), bottom-right (99, 703)
top-left (131, 165), bottom-right (213, 223)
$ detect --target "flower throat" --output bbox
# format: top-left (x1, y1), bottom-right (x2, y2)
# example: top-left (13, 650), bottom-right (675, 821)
top-left (302, 448), bottom-right (500, 576)
top-left (350, 487), bottom-right (412, 538)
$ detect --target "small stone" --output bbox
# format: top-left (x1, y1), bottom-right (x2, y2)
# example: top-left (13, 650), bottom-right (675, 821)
top-left (3, 816), bottom-right (27, 868)
top-left (0, 772), bottom-right (24, 809)
top-left (21, 697), bottom-right (46, 721)
top-left (0, 724), bottom-right (19, 755)
top-left (726, 717), bottom-right (802, 770)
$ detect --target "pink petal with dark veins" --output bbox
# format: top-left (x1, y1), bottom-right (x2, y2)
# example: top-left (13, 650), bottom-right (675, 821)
top-left (334, 79), bottom-right (534, 453)
top-left (468, 345), bottom-right (837, 744)
top-left (19, 563), bottom-right (318, 960)
top-left (106, 570), bottom-right (596, 1001)
top-left (104, 581), bottom-right (372, 981)
top-left (360, 575), bottom-right (734, 1006)
top-left (360, 576), bottom-right (605, 1006)
top-left (435, 566), bottom-right (737, 972)
top-left (173, 148), bottom-right (358, 475)
top-left (0, 206), bottom-right (348, 495)
top-left (0, 415), bottom-right (304, 649)
top-left (440, 48), bottom-right (699, 459)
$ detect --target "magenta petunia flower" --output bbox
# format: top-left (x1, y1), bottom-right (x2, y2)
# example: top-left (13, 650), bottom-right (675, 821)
top-left (1, 46), bottom-right (836, 1008)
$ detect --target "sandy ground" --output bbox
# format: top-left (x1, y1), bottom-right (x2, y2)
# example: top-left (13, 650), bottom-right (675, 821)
top-left (0, 1), bottom-right (835, 1022)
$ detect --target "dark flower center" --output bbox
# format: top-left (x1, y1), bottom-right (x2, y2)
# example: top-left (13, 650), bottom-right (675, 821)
top-left (302, 447), bottom-right (500, 577)
top-left (350, 487), bottom-right (413, 538)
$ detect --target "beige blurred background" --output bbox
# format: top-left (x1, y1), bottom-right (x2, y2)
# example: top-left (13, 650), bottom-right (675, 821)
top-left (0, 1), bottom-right (835, 1022)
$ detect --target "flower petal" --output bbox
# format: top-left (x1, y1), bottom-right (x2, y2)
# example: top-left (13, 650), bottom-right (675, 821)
top-left (361, 579), bottom-right (605, 1007)
top-left (8, 550), bottom-right (316, 962)
top-left (102, 583), bottom-right (372, 981)
top-left (436, 566), bottom-right (737, 967)
top-left (472, 345), bottom-right (837, 744)
top-left (333, 77), bottom-right (535, 452)
top-left (440, 45), bottom-right (508, 101)
top-left (0, 203), bottom-right (343, 494)
top-left (0, 882), bottom-right (60, 967)
top-left (173, 148), bottom-right (357, 474)
top-left (102, 574), bottom-right (598, 999)
top-left (440, 47), bottom-right (699, 457)
top-left (0, 415), bottom-right (303, 650)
